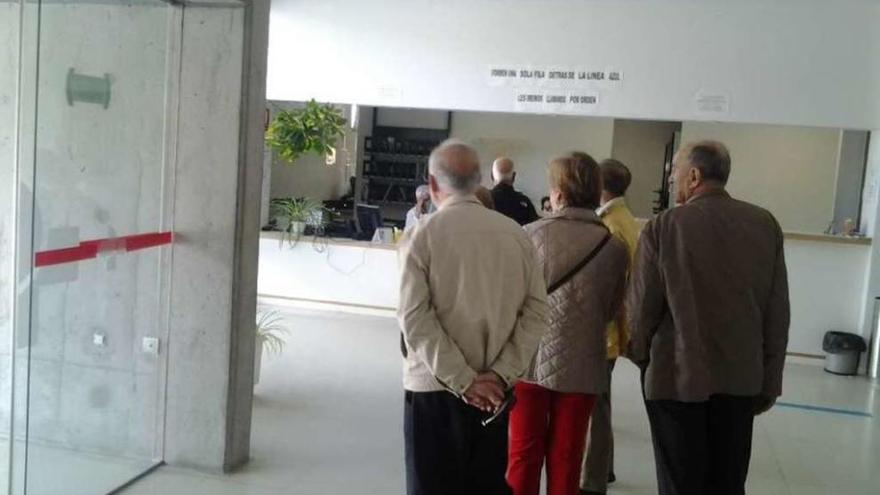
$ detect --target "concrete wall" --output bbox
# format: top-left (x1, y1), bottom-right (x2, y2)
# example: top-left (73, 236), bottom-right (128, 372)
top-left (681, 122), bottom-right (841, 234)
top-left (450, 111), bottom-right (615, 206)
top-left (610, 120), bottom-right (681, 218)
top-left (268, 0), bottom-right (880, 130)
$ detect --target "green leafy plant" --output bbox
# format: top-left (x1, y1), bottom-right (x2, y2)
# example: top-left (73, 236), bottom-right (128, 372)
top-left (266, 100), bottom-right (347, 163)
top-left (270, 197), bottom-right (325, 245)
top-left (270, 197), bottom-right (324, 225)
top-left (256, 309), bottom-right (290, 356)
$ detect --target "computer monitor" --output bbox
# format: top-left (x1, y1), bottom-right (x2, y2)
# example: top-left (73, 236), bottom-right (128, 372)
top-left (355, 204), bottom-right (383, 240)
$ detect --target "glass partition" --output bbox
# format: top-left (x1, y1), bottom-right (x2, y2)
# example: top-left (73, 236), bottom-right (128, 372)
top-left (12, 0), bottom-right (178, 493)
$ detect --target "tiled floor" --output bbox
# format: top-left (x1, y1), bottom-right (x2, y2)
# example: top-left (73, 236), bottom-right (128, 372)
top-left (122, 307), bottom-right (880, 495)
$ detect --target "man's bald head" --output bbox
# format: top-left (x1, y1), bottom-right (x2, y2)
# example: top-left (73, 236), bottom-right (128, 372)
top-left (428, 139), bottom-right (482, 196)
top-left (492, 157), bottom-right (516, 184)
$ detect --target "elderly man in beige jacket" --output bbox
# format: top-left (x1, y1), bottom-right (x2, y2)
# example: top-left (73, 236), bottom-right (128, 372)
top-left (398, 139), bottom-right (549, 495)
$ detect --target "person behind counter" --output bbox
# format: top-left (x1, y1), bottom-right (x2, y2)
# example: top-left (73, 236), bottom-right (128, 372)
top-left (405, 185), bottom-right (433, 230)
top-left (491, 157), bottom-right (540, 226)
top-left (540, 196), bottom-right (552, 214)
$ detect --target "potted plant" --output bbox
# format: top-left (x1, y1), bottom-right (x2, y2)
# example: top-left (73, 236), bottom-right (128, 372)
top-left (266, 99), bottom-right (347, 164)
top-left (255, 308), bottom-right (290, 385)
top-left (270, 197), bottom-right (324, 240)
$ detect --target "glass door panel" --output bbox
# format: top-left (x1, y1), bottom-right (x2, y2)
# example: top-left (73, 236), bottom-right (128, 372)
top-left (16, 1), bottom-right (177, 493)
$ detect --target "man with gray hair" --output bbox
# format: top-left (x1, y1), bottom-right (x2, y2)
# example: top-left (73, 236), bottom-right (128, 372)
top-left (404, 185), bottom-right (432, 230)
top-left (398, 139), bottom-right (549, 495)
top-left (628, 140), bottom-right (789, 495)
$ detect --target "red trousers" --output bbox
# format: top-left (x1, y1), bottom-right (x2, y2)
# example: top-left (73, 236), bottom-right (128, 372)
top-left (507, 382), bottom-right (596, 495)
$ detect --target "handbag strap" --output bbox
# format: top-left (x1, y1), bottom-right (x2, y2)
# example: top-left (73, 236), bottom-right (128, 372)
top-left (547, 232), bottom-right (612, 295)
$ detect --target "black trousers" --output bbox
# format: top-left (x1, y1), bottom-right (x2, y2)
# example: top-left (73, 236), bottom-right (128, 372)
top-left (404, 390), bottom-right (512, 495)
top-left (645, 395), bottom-right (757, 495)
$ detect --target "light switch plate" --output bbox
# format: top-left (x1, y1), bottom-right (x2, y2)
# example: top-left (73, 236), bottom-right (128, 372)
top-left (142, 337), bottom-right (160, 355)
top-left (93, 333), bottom-right (106, 347)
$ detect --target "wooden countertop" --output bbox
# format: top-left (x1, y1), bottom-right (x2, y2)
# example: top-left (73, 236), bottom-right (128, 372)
top-left (782, 232), bottom-right (871, 246)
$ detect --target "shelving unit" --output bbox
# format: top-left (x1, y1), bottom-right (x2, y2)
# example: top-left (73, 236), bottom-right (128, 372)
top-left (359, 109), bottom-right (452, 222)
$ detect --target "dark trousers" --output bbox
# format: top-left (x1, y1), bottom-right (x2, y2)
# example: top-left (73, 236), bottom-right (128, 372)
top-left (645, 395), bottom-right (756, 495)
top-left (581, 359), bottom-right (616, 493)
top-left (404, 390), bottom-right (512, 495)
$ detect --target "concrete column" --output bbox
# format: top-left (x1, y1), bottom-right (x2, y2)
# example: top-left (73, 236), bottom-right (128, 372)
top-left (163, 0), bottom-right (268, 472)
top-left (225, 0), bottom-right (271, 471)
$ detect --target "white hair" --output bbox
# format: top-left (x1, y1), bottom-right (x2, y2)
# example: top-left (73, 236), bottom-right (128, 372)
top-left (492, 158), bottom-right (515, 183)
top-left (428, 139), bottom-right (481, 195)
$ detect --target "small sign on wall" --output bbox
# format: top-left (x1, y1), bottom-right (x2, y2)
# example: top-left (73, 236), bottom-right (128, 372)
top-left (489, 64), bottom-right (619, 114)
top-left (694, 91), bottom-right (731, 117)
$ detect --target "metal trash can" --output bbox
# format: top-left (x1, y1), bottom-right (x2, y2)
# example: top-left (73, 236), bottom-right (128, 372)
top-left (822, 331), bottom-right (867, 376)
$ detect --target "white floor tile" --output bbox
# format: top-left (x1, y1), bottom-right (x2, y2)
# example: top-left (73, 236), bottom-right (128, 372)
top-left (121, 308), bottom-right (880, 495)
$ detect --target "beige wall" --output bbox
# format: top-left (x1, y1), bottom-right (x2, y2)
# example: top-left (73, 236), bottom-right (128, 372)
top-left (451, 112), bottom-right (615, 206)
top-left (270, 151), bottom-right (354, 201)
top-left (681, 122), bottom-right (841, 233)
top-left (610, 120), bottom-right (682, 218)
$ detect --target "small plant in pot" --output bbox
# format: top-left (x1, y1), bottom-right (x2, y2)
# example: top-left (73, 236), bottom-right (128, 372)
top-left (270, 197), bottom-right (323, 241)
top-left (255, 308), bottom-right (290, 386)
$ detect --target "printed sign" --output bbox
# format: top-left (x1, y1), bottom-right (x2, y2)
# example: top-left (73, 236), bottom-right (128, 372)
top-left (515, 92), bottom-right (600, 113)
top-left (695, 92), bottom-right (731, 116)
top-left (489, 66), bottom-right (624, 89)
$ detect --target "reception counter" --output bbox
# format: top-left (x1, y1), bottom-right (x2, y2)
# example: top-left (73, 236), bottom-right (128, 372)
top-left (258, 231), bottom-right (399, 313)
top-left (257, 230), bottom-right (873, 355)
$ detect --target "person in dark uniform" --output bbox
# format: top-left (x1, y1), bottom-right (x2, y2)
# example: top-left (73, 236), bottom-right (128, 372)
top-left (491, 157), bottom-right (539, 226)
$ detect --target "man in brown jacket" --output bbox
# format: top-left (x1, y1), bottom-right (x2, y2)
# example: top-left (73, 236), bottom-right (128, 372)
top-left (628, 140), bottom-right (790, 495)
top-left (398, 139), bottom-right (549, 495)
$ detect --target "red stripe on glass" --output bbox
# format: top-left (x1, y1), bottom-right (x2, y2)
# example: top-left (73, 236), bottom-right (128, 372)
top-left (34, 231), bottom-right (173, 268)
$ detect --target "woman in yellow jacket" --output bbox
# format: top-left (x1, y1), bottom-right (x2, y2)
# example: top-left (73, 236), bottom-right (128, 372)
top-left (580, 158), bottom-right (640, 495)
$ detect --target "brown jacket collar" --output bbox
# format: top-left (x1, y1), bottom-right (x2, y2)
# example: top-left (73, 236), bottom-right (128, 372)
top-left (686, 188), bottom-right (730, 204)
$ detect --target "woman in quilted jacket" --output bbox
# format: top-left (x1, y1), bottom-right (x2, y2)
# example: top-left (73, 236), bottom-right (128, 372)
top-left (506, 152), bottom-right (629, 495)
